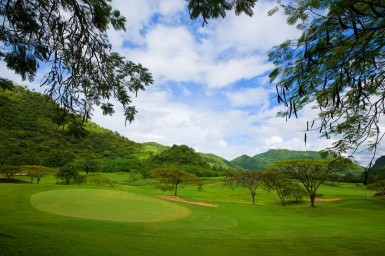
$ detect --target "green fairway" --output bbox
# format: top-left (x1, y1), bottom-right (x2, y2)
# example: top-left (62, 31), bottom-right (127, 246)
top-left (31, 189), bottom-right (191, 222)
top-left (1, 179), bottom-right (385, 256)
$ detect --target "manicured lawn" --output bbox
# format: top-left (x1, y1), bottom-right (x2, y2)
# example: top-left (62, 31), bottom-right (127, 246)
top-left (1, 177), bottom-right (384, 256)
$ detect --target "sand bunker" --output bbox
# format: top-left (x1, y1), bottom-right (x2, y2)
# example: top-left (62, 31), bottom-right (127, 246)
top-left (159, 195), bottom-right (218, 207)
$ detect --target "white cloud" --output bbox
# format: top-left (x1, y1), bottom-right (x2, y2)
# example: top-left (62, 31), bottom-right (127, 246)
top-left (266, 135), bottom-right (284, 147)
top-left (2, 0), bottom-right (382, 165)
top-left (226, 86), bottom-right (273, 109)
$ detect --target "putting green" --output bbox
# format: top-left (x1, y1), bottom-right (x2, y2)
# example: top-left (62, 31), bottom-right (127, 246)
top-left (30, 189), bottom-right (191, 222)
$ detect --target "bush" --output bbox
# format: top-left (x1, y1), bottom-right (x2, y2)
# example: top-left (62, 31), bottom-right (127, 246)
top-left (367, 180), bottom-right (385, 196)
top-left (88, 177), bottom-right (117, 188)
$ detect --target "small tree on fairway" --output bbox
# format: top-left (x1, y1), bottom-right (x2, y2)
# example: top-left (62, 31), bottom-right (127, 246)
top-left (224, 171), bottom-right (264, 205)
top-left (24, 166), bottom-right (55, 184)
top-left (0, 165), bottom-right (21, 180)
top-left (150, 168), bottom-right (199, 196)
top-left (263, 171), bottom-right (307, 206)
top-left (56, 164), bottom-right (78, 185)
top-left (270, 159), bottom-right (350, 207)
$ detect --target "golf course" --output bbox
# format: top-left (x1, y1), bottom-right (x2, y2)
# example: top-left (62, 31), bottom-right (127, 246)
top-left (1, 173), bottom-right (385, 256)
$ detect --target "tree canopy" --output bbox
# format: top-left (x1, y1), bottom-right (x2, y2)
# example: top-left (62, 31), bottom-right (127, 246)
top-left (0, 0), bottom-right (153, 123)
top-left (187, 0), bottom-right (385, 165)
top-left (150, 168), bottom-right (199, 196)
top-left (269, 159), bottom-right (354, 207)
top-left (224, 170), bottom-right (264, 204)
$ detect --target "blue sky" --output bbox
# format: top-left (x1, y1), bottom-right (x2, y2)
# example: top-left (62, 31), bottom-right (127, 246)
top-left (2, 0), bottom-right (383, 164)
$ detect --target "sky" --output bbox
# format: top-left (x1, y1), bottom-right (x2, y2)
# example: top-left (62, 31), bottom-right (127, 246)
top-left (1, 0), bottom-right (384, 165)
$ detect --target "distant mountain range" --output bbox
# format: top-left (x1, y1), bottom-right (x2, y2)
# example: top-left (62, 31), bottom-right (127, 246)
top-left (230, 149), bottom-right (330, 170)
top-left (0, 85), bottom-right (376, 176)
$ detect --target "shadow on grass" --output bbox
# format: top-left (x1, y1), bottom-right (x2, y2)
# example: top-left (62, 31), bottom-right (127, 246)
top-left (0, 178), bottom-right (29, 184)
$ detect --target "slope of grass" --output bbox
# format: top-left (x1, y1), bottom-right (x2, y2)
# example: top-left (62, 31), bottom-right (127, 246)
top-left (1, 178), bottom-right (384, 256)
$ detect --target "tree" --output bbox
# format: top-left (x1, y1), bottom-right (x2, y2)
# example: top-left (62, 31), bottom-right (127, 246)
top-left (263, 171), bottom-right (306, 206)
top-left (1, 0), bottom-right (153, 123)
top-left (0, 165), bottom-right (21, 180)
top-left (84, 158), bottom-right (102, 175)
top-left (24, 165), bottom-right (55, 184)
top-left (269, 159), bottom-right (349, 207)
top-left (188, 0), bottom-right (257, 26)
top-left (187, 0), bottom-right (385, 168)
top-left (267, 1), bottom-right (385, 168)
top-left (150, 168), bottom-right (199, 196)
top-left (224, 170), bottom-right (263, 204)
top-left (56, 164), bottom-right (78, 185)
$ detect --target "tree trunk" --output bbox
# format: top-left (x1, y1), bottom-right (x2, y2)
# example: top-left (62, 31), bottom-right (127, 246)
top-left (251, 191), bottom-right (256, 205)
top-left (174, 184), bottom-right (178, 196)
top-left (310, 194), bottom-right (316, 207)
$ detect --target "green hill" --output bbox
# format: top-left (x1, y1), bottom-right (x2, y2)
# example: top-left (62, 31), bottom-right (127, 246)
top-left (370, 155), bottom-right (385, 178)
top-left (0, 85), bottom-right (238, 176)
top-left (199, 153), bottom-right (243, 170)
top-left (231, 149), bottom-right (330, 170)
top-left (231, 155), bottom-right (259, 170)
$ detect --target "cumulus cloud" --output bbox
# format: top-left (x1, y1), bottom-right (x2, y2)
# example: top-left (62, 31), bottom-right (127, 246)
top-left (2, 0), bottom-right (381, 165)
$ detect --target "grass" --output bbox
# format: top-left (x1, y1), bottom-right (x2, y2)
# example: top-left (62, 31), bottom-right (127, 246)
top-left (31, 189), bottom-right (191, 222)
top-left (1, 175), bottom-right (385, 256)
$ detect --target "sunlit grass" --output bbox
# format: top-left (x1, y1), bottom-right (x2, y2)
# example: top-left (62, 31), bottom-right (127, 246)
top-left (1, 176), bottom-right (384, 256)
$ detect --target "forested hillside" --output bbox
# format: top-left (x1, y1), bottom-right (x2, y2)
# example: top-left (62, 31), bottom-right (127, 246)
top-left (370, 156), bottom-right (385, 179)
top-left (0, 86), bottom-right (238, 176)
top-left (232, 149), bottom-right (333, 170)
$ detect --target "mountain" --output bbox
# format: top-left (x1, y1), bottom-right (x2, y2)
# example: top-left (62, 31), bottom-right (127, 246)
top-left (231, 155), bottom-right (259, 170)
top-left (231, 149), bottom-right (330, 170)
top-left (199, 153), bottom-right (243, 170)
top-left (370, 155), bottom-right (385, 178)
top-left (0, 85), bottom-right (238, 175)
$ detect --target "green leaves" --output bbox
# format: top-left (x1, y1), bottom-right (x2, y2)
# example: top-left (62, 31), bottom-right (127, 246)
top-left (187, 0), bottom-right (257, 25)
top-left (1, 0), bottom-right (152, 124)
top-left (268, 0), bottom-right (385, 161)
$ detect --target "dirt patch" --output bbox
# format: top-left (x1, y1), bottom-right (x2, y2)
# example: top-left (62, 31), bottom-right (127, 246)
top-left (159, 195), bottom-right (218, 207)
top-left (307, 198), bottom-right (343, 201)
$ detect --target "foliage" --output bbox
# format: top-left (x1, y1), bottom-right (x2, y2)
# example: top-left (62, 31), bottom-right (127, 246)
top-left (0, 86), bottom-right (147, 169)
top-left (23, 165), bottom-right (56, 184)
top-left (187, 0), bottom-right (385, 165)
top-left (188, 0), bottom-right (257, 26)
top-left (199, 153), bottom-right (243, 170)
top-left (56, 164), bottom-right (78, 185)
top-left (369, 155), bottom-right (385, 181)
top-left (367, 179), bottom-right (385, 196)
top-left (88, 176), bottom-right (117, 188)
top-left (0, 0), bottom-right (153, 123)
top-left (224, 170), bottom-right (264, 204)
top-left (151, 144), bottom-right (209, 167)
top-left (150, 168), bottom-right (199, 196)
top-left (0, 165), bottom-right (22, 180)
top-left (73, 174), bottom-right (88, 185)
top-left (269, 159), bottom-right (352, 207)
top-left (84, 158), bottom-right (102, 175)
top-left (263, 171), bottom-right (306, 206)
top-left (267, 0), bottom-right (385, 162)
